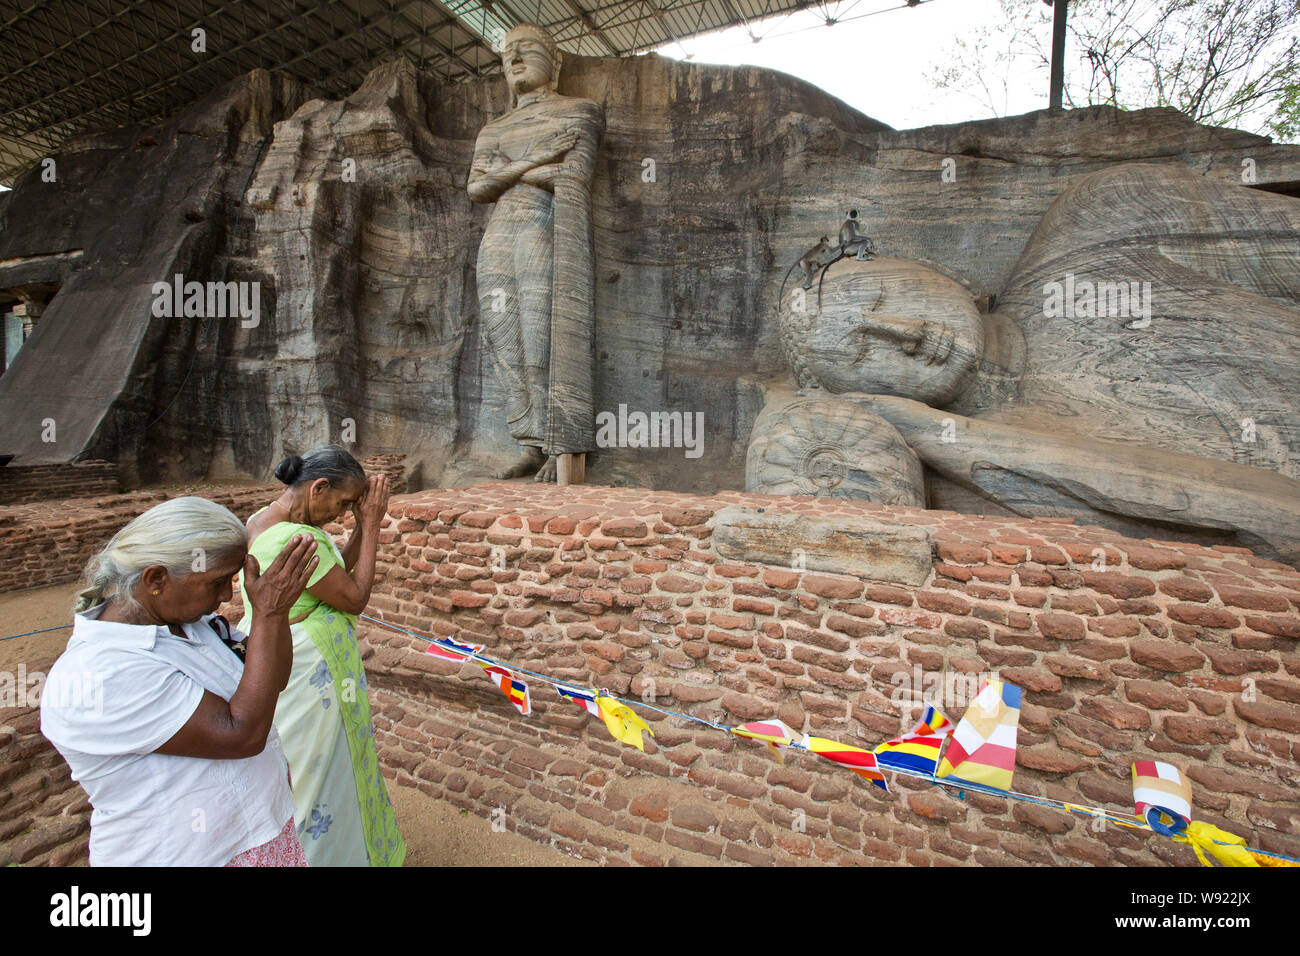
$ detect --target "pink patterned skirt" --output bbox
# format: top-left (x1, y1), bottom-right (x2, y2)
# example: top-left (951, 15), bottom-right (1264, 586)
top-left (224, 817), bottom-right (308, 867)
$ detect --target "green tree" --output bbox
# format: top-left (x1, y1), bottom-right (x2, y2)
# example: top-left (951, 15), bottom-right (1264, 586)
top-left (929, 0), bottom-right (1299, 141)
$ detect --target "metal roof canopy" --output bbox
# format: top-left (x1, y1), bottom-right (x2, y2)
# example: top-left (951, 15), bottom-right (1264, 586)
top-left (0, 0), bottom-right (935, 186)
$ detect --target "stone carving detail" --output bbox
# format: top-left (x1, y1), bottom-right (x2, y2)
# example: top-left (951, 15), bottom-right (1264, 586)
top-left (758, 163), bottom-right (1300, 563)
top-left (468, 24), bottom-right (605, 482)
top-left (777, 256), bottom-right (983, 407)
top-left (712, 504), bottom-right (933, 585)
top-left (745, 392), bottom-right (924, 504)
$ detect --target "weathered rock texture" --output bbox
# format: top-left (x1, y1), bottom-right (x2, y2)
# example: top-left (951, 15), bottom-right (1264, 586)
top-left (0, 70), bottom-right (308, 488)
top-left (966, 162), bottom-right (1300, 479)
top-left (746, 391), bottom-right (925, 505)
top-left (1, 54), bottom-right (1297, 501)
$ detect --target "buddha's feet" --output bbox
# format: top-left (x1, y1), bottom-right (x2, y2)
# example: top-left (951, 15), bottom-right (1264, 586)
top-left (533, 455), bottom-right (558, 483)
top-left (495, 446), bottom-right (546, 480)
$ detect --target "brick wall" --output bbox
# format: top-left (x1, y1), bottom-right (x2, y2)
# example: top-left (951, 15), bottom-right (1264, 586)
top-left (348, 483), bottom-right (1299, 866)
top-left (4, 475), bottom-right (1297, 867)
top-left (0, 455), bottom-right (407, 593)
top-left (0, 657), bottom-right (91, 866)
top-left (0, 460), bottom-right (119, 505)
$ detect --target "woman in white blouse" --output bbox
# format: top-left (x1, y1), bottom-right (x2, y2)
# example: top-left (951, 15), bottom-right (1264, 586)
top-left (41, 496), bottom-right (319, 867)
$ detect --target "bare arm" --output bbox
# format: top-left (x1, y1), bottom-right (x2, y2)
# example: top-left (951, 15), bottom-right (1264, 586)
top-left (155, 534), bottom-right (318, 759)
top-left (307, 474), bottom-right (390, 615)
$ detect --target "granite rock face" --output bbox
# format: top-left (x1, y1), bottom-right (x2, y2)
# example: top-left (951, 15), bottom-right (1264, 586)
top-left (0, 70), bottom-right (307, 487)
top-left (965, 162), bottom-right (1300, 481)
top-left (0, 53), bottom-right (1297, 507)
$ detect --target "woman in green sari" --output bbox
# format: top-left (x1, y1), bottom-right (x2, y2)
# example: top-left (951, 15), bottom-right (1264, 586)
top-left (238, 445), bottom-right (405, 866)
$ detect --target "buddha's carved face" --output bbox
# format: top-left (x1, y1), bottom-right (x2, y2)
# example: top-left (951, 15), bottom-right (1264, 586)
top-left (501, 27), bottom-right (557, 99)
top-left (783, 257), bottom-right (983, 406)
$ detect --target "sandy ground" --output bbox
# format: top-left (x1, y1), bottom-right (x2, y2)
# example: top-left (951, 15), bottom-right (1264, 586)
top-left (0, 583), bottom-right (591, 867)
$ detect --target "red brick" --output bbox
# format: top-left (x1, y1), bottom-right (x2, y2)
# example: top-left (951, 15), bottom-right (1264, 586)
top-left (1215, 586), bottom-right (1291, 612)
top-left (907, 791), bottom-right (966, 822)
top-left (1018, 746), bottom-right (1090, 774)
top-left (601, 517), bottom-right (648, 538)
top-left (936, 540), bottom-right (988, 564)
top-left (657, 574), bottom-right (701, 593)
top-left (1036, 612), bottom-right (1086, 642)
top-left (1012, 802), bottom-right (1074, 834)
top-left (629, 792), bottom-right (670, 823)
top-left (1129, 640), bottom-right (1206, 673)
top-left (763, 569), bottom-right (801, 589)
top-left (1167, 604), bottom-right (1241, 629)
top-left (917, 591), bottom-right (972, 615)
top-left (989, 545), bottom-right (1027, 564)
top-left (1200, 644), bottom-right (1278, 676)
top-left (1233, 698), bottom-right (1300, 733)
top-left (1123, 680), bottom-right (1189, 711)
top-left (1123, 546), bottom-right (1187, 571)
top-left (1162, 714), bottom-right (1239, 745)
top-left (1244, 615), bottom-right (1300, 640)
top-left (1079, 571), bottom-right (1156, 599)
top-left (671, 804), bottom-right (719, 832)
top-left (1078, 696), bottom-right (1150, 730)
top-left (1000, 667), bottom-right (1062, 693)
top-left (450, 590), bottom-right (491, 608)
top-left (733, 597), bottom-right (775, 615)
top-left (802, 574), bottom-right (864, 600)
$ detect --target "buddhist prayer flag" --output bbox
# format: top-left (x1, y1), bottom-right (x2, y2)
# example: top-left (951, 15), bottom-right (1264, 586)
top-left (935, 678), bottom-right (1021, 791)
top-left (596, 695), bottom-right (654, 751)
top-left (480, 664), bottom-right (531, 716)
top-left (554, 681), bottom-right (600, 718)
top-left (426, 637), bottom-right (485, 662)
top-left (1132, 761), bottom-right (1192, 834)
top-left (909, 704), bottom-right (953, 739)
top-left (732, 719), bottom-right (801, 764)
top-left (803, 736), bottom-right (889, 792)
top-left (874, 734), bottom-right (946, 777)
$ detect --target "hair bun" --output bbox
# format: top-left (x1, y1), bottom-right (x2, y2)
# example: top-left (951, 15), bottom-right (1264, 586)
top-left (274, 455), bottom-right (305, 484)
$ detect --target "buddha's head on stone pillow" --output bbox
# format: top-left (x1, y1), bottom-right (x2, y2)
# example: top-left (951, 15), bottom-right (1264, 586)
top-left (779, 256), bottom-right (983, 407)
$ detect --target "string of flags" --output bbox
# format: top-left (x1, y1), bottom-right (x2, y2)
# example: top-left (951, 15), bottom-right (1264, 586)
top-left (372, 610), bottom-right (1297, 867)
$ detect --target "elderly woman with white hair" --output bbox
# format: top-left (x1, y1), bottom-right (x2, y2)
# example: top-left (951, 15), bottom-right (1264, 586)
top-left (41, 496), bottom-right (319, 866)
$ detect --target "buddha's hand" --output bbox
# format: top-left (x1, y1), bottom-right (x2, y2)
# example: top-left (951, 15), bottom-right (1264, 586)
top-left (520, 164), bottom-right (561, 188)
top-left (244, 533), bottom-right (318, 617)
top-left (525, 129), bottom-right (578, 167)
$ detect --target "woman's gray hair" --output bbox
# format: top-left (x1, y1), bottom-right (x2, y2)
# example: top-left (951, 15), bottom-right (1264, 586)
top-left (74, 496), bottom-right (248, 614)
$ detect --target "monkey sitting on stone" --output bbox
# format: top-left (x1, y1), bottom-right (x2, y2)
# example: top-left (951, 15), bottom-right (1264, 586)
top-left (839, 208), bottom-right (875, 261)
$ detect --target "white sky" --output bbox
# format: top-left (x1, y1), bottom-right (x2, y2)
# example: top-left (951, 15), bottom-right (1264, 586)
top-left (653, 0), bottom-right (1047, 130)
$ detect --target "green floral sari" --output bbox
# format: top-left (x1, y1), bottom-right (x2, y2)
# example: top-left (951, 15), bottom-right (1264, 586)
top-left (237, 514), bottom-right (405, 867)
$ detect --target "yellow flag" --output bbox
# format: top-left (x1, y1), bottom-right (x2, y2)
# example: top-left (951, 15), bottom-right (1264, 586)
top-left (1175, 821), bottom-right (1260, 868)
top-left (596, 695), bottom-right (654, 751)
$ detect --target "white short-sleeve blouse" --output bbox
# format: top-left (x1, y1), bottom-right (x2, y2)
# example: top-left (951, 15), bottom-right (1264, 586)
top-left (40, 604), bottom-right (296, 867)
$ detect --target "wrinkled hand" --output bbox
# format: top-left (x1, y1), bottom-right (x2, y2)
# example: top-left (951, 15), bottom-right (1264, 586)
top-left (358, 474), bottom-right (391, 528)
top-left (243, 533), bottom-right (318, 617)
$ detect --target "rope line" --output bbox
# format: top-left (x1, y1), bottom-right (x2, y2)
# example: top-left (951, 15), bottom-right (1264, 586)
top-left (349, 610), bottom-right (1300, 864)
